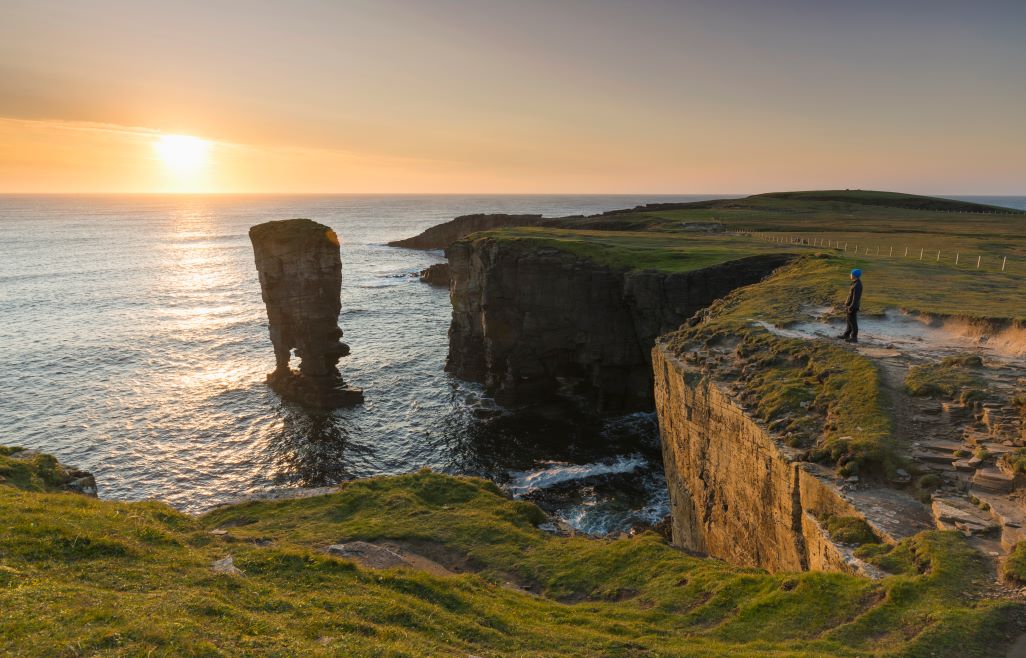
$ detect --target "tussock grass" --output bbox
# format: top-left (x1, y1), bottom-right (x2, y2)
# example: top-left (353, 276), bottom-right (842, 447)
top-left (905, 355), bottom-right (986, 398)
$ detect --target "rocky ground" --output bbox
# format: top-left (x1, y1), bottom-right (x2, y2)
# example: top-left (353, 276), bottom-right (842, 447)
top-left (755, 308), bottom-right (1026, 582)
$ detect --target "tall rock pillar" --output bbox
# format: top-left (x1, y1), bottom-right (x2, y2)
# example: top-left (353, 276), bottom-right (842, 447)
top-left (249, 218), bottom-right (363, 407)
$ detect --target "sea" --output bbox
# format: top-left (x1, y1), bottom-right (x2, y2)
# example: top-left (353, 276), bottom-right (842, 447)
top-left (2, 194), bottom-right (1024, 535)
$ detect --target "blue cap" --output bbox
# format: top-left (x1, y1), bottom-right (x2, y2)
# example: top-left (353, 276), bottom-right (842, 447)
top-left (851, 268), bottom-right (862, 278)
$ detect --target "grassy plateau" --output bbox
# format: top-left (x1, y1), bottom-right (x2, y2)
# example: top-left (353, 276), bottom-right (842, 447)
top-left (1, 449), bottom-right (1023, 657)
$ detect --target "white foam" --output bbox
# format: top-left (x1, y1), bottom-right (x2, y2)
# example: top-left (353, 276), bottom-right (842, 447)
top-left (505, 454), bottom-right (648, 497)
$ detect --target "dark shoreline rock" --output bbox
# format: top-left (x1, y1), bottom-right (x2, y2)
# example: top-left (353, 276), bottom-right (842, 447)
top-left (419, 263), bottom-right (450, 287)
top-left (249, 219), bottom-right (363, 408)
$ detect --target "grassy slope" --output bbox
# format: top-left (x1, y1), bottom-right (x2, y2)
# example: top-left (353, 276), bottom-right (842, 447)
top-left (0, 451), bottom-right (1021, 657)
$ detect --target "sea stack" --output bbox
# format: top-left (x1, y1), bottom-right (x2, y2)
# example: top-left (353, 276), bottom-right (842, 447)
top-left (249, 218), bottom-right (363, 407)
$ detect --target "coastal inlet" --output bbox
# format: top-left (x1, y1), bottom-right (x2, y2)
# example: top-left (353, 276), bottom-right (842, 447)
top-left (0, 194), bottom-right (721, 534)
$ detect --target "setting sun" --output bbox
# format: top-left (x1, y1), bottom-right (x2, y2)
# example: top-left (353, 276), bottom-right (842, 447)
top-left (153, 134), bottom-right (211, 174)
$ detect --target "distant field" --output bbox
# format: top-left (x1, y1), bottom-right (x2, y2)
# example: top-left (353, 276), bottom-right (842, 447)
top-left (478, 191), bottom-right (1026, 321)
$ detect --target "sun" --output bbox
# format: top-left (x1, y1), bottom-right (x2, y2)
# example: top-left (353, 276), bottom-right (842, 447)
top-left (153, 134), bottom-right (211, 173)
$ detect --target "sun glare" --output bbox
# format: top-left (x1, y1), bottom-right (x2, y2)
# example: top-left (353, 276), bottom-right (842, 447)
top-left (154, 134), bottom-right (211, 174)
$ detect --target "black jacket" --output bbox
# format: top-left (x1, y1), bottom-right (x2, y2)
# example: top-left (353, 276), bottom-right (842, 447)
top-left (845, 279), bottom-right (863, 312)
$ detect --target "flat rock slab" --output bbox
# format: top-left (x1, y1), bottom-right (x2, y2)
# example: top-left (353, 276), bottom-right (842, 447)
top-left (972, 468), bottom-right (1015, 494)
top-left (326, 541), bottom-right (454, 577)
top-left (931, 497), bottom-right (998, 535)
top-left (844, 487), bottom-right (934, 542)
top-left (857, 347), bottom-right (903, 359)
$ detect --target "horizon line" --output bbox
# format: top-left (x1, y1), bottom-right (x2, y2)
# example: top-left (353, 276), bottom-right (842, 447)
top-left (1, 190), bottom-right (1025, 197)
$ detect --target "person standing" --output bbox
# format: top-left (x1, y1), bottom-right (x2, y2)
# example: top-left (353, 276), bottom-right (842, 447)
top-left (840, 269), bottom-right (862, 343)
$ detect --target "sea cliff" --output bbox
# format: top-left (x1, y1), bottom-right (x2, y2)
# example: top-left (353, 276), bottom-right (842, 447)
top-left (446, 233), bottom-right (792, 413)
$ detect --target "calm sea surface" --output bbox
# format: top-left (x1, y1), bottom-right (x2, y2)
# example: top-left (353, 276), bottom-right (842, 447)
top-left (2, 194), bottom-right (1023, 534)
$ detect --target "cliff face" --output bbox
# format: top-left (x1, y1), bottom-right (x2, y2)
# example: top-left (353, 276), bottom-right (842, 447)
top-left (388, 214), bottom-right (550, 250)
top-left (446, 236), bottom-right (792, 413)
top-left (249, 219), bottom-right (363, 407)
top-left (653, 346), bottom-right (872, 573)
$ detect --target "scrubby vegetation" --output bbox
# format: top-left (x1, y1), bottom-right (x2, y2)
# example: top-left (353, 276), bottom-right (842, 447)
top-left (905, 355), bottom-right (986, 398)
top-left (0, 446), bottom-right (90, 492)
top-left (663, 255), bottom-right (899, 476)
top-left (471, 226), bottom-right (793, 273)
top-left (1004, 542), bottom-right (1026, 584)
top-left (1001, 448), bottom-right (1026, 475)
top-left (0, 451), bottom-right (1022, 656)
top-left (823, 515), bottom-right (879, 546)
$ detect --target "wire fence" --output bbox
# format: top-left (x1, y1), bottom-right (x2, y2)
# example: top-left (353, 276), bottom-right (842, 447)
top-left (729, 230), bottom-right (1020, 274)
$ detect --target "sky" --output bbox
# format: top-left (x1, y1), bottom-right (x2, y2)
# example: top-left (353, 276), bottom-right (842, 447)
top-left (1, 0), bottom-right (1024, 194)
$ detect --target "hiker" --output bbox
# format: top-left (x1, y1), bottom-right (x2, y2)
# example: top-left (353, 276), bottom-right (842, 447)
top-left (840, 268), bottom-right (862, 343)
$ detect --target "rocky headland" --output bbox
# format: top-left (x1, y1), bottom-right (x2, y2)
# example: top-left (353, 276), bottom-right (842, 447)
top-left (446, 233), bottom-right (793, 413)
top-left (387, 213), bottom-right (552, 250)
top-left (249, 218), bottom-right (363, 407)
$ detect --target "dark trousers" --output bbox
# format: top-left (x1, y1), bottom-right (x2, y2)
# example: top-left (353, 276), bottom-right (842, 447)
top-left (843, 310), bottom-right (858, 340)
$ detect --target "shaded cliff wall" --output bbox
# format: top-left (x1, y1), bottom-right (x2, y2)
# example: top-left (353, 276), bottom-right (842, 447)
top-left (446, 236), bottom-right (793, 413)
top-left (653, 346), bottom-right (866, 573)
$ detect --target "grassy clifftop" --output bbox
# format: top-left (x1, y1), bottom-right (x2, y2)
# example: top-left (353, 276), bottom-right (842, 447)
top-left (1, 449), bottom-right (1022, 656)
top-left (467, 227), bottom-right (799, 273)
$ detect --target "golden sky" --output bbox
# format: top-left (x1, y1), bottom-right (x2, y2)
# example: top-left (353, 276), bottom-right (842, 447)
top-left (1, 0), bottom-right (1024, 194)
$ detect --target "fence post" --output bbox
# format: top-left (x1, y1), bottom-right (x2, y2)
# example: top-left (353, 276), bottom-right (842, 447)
top-left (1003, 256), bottom-right (1008, 272)
top-left (919, 248), bottom-right (924, 260)
top-left (977, 256), bottom-right (981, 270)
top-left (889, 246), bottom-right (893, 257)
top-left (936, 250), bottom-right (941, 262)
top-left (904, 246), bottom-right (908, 257)
top-left (955, 252), bottom-right (960, 265)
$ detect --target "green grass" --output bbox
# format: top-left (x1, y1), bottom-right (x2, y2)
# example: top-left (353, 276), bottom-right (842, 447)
top-left (823, 515), bottom-right (880, 546)
top-left (1000, 448), bottom-right (1026, 475)
top-left (475, 204), bottom-right (1026, 321)
top-left (468, 226), bottom-right (799, 273)
top-left (0, 446), bottom-right (86, 492)
top-left (662, 255), bottom-right (898, 475)
top-left (905, 355), bottom-right (986, 398)
top-left (1004, 543), bottom-right (1026, 584)
top-left (1, 453), bottom-right (1022, 657)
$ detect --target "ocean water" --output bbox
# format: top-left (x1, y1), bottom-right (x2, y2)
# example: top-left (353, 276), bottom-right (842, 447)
top-left (0, 194), bottom-right (726, 535)
top-left (2, 193), bottom-right (1022, 535)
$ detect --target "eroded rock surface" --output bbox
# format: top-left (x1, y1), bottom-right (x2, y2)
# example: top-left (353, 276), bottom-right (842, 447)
top-left (250, 219), bottom-right (363, 408)
top-left (419, 262), bottom-right (450, 287)
top-left (653, 346), bottom-right (927, 574)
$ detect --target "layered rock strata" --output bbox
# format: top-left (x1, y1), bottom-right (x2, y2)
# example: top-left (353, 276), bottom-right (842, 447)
top-left (250, 219), bottom-right (363, 407)
top-left (446, 235), bottom-right (792, 413)
top-left (654, 346), bottom-right (888, 573)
